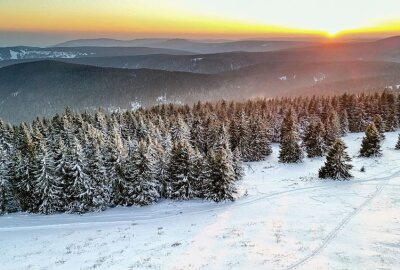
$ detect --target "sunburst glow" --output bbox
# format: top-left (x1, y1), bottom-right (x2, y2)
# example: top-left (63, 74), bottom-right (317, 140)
top-left (0, 0), bottom-right (399, 45)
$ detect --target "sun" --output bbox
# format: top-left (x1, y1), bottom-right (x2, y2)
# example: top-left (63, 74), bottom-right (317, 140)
top-left (326, 30), bottom-right (338, 37)
top-left (322, 26), bottom-right (342, 38)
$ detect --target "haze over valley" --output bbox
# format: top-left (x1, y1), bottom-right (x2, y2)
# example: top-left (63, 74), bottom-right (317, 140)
top-left (1, 36), bottom-right (400, 123)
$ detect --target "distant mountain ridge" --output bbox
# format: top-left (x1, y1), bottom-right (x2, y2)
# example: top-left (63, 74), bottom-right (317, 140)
top-left (53, 38), bottom-right (316, 54)
top-left (2, 36), bottom-right (399, 73)
top-left (53, 38), bottom-right (171, 48)
top-left (1, 36), bottom-right (399, 123)
top-left (1, 60), bottom-right (399, 123)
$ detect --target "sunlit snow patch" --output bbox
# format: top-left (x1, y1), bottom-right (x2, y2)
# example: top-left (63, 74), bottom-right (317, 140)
top-left (6, 49), bottom-right (86, 60)
top-left (313, 72), bottom-right (327, 83)
top-left (191, 58), bottom-right (204, 62)
top-left (130, 100), bottom-right (142, 111)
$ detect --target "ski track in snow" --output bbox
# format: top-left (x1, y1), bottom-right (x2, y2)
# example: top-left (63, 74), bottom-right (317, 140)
top-left (1, 132), bottom-right (400, 270)
top-left (286, 173), bottom-right (393, 270)
top-left (0, 175), bottom-right (394, 232)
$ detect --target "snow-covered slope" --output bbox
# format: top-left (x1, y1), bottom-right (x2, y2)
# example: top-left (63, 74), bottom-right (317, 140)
top-left (0, 46), bottom-right (191, 62)
top-left (0, 48), bottom-right (88, 60)
top-left (1, 133), bottom-right (400, 270)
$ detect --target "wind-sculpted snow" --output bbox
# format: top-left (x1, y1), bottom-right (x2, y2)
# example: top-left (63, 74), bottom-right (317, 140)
top-left (1, 132), bottom-right (400, 269)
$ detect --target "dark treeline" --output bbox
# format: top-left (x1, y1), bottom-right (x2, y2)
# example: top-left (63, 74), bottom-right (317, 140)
top-left (0, 91), bottom-right (399, 215)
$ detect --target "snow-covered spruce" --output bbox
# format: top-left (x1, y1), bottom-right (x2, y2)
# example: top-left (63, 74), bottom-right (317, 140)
top-left (373, 114), bottom-right (386, 140)
top-left (168, 139), bottom-right (196, 200)
top-left (120, 139), bottom-right (159, 206)
top-left (319, 139), bottom-right (353, 180)
top-left (279, 110), bottom-right (303, 163)
top-left (0, 91), bottom-right (400, 214)
top-left (303, 119), bottom-right (326, 158)
top-left (0, 144), bottom-right (20, 214)
top-left (395, 134), bottom-right (400, 150)
top-left (324, 109), bottom-right (341, 148)
top-left (204, 148), bottom-right (237, 202)
top-left (359, 123), bottom-right (382, 157)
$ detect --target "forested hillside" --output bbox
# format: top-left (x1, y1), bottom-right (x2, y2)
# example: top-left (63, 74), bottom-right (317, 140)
top-left (1, 60), bottom-right (400, 123)
top-left (1, 91), bottom-right (399, 214)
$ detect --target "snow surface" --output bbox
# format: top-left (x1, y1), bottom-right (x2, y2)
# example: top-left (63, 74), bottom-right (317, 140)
top-left (130, 100), bottom-right (142, 111)
top-left (279, 75), bottom-right (297, 81)
top-left (4, 49), bottom-right (85, 61)
top-left (313, 72), bottom-right (327, 83)
top-left (1, 132), bottom-right (400, 270)
top-left (191, 58), bottom-right (204, 62)
top-left (11, 91), bottom-right (20, 97)
top-left (156, 94), bottom-right (168, 104)
top-left (9, 50), bottom-right (18, 60)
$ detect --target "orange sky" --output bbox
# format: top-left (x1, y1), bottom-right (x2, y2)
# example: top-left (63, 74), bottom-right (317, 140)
top-left (0, 0), bottom-right (399, 45)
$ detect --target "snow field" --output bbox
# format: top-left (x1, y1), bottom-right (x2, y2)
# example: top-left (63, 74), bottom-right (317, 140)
top-left (1, 132), bottom-right (399, 270)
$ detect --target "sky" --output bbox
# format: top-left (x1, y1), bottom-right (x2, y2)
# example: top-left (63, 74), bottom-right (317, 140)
top-left (0, 0), bottom-right (399, 46)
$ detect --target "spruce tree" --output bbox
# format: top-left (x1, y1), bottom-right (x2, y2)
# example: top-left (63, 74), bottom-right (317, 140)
top-left (190, 116), bottom-right (204, 152)
top-left (148, 137), bottom-right (170, 198)
top-left (85, 136), bottom-right (110, 210)
top-left (0, 144), bottom-right (20, 214)
top-left (359, 123), bottom-right (382, 157)
top-left (0, 120), bottom-right (14, 151)
top-left (229, 111), bottom-right (249, 160)
top-left (232, 147), bottom-right (244, 181)
top-left (103, 125), bottom-right (125, 205)
top-left (170, 115), bottom-right (190, 143)
top-left (168, 140), bottom-right (195, 200)
top-left (119, 148), bottom-right (137, 206)
top-left (395, 134), bottom-right (400, 150)
top-left (52, 137), bottom-right (68, 211)
top-left (247, 116), bottom-right (272, 161)
top-left (204, 148), bottom-right (237, 202)
top-left (385, 109), bottom-right (398, 132)
top-left (13, 125), bottom-right (36, 212)
top-left (319, 139), bottom-right (353, 180)
top-left (303, 120), bottom-right (326, 158)
top-left (33, 136), bottom-right (63, 214)
top-left (212, 124), bottom-right (231, 153)
top-left (279, 111), bottom-right (303, 163)
top-left (190, 147), bottom-right (206, 197)
top-left (122, 140), bottom-right (160, 206)
top-left (373, 114), bottom-right (385, 140)
top-left (348, 100), bottom-right (367, 132)
top-left (324, 110), bottom-right (341, 148)
top-left (64, 136), bottom-right (94, 213)
top-left (339, 110), bottom-right (349, 135)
